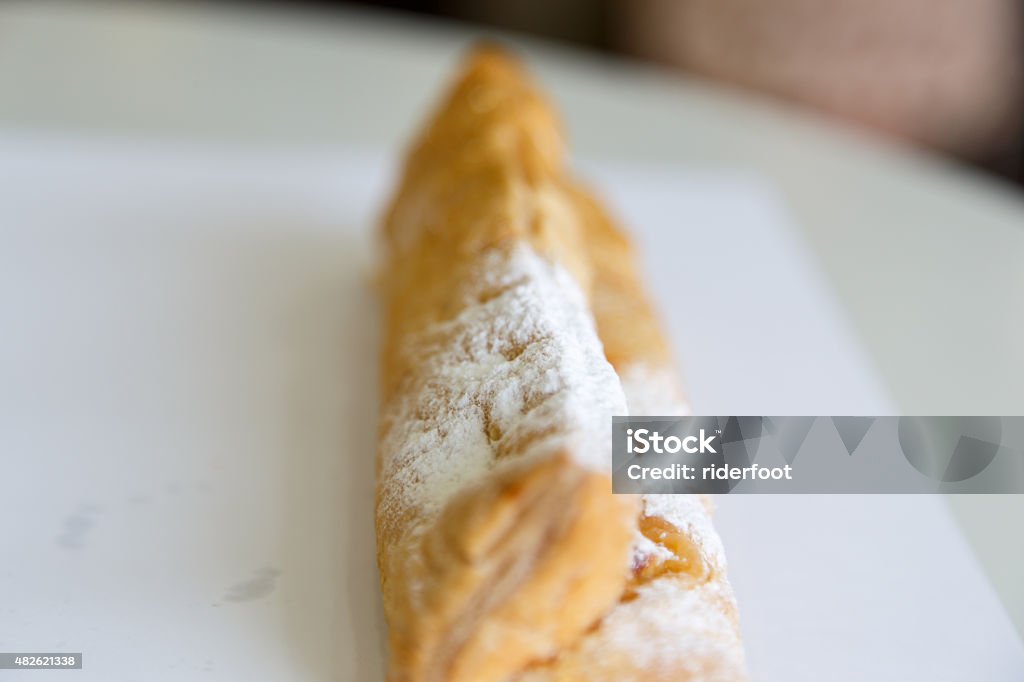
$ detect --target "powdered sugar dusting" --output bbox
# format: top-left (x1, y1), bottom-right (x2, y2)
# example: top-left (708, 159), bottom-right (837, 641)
top-left (631, 532), bottom-right (674, 566)
top-left (642, 493), bottom-right (727, 574)
top-left (516, 578), bottom-right (745, 681)
top-left (618, 366), bottom-right (725, 573)
top-left (593, 580), bottom-right (743, 677)
top-left (579, 365), bottom-right (743, 678)
top-left (378, 244), bottom-right (626, 528)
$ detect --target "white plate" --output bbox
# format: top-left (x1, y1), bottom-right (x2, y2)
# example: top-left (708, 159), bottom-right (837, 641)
top-left (1, 135), bottom-right (1021, 680)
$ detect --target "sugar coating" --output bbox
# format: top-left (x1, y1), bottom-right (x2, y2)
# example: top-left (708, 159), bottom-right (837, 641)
top-left (378, 244), bottom-right (627, 529)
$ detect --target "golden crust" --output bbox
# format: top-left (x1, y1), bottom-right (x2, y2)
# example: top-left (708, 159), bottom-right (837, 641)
top-left (376, 46), bottom-right (746, 682)
top-left (515, 184), bottom-right (748, 682)
top-left (570, 183), bottom-right (677, 375)
top-left (377, 46), bottom-right (636, 682)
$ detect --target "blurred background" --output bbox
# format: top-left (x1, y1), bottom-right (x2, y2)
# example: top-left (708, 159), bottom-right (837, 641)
top-left (298, 0), bottom-right (1023, 186)
top-left (2, 1), bottom-right (1023, 676)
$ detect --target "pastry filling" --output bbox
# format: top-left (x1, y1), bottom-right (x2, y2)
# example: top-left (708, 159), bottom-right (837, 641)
top-left (630, 514), bottom-right (708, 587)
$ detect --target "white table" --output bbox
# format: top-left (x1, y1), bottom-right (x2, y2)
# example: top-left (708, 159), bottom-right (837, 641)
top-left (2, 0), bottom-right (1022, 639)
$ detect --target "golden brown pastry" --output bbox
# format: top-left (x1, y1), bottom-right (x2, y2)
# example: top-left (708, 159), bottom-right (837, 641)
top-left (515, 182), bottom-right (747, 682)
top-left (376, 46), bottom-right (747, 682)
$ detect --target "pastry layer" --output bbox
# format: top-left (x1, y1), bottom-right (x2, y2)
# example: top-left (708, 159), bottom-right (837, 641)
top-left (377, 46), bottom-right (747, 682)
top-left (377, 48), bottom-right (637, 682)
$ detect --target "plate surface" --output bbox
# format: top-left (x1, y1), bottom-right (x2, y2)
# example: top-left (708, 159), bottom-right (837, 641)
top-left (1, 136), bottom-right (1020, 680)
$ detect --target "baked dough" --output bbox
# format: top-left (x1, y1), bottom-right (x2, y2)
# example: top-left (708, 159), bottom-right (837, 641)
top-left (376, 46), bottom-right (747, 682)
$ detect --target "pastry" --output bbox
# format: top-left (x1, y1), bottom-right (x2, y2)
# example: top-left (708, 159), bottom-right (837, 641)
top-left (375, 45), bottom-right (747, 682)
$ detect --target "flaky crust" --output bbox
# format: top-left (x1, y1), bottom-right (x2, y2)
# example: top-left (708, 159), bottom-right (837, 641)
top-left (376, 46), bottom-right (747, 682)
top-left (512, 167), bottom-right (748, 682)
